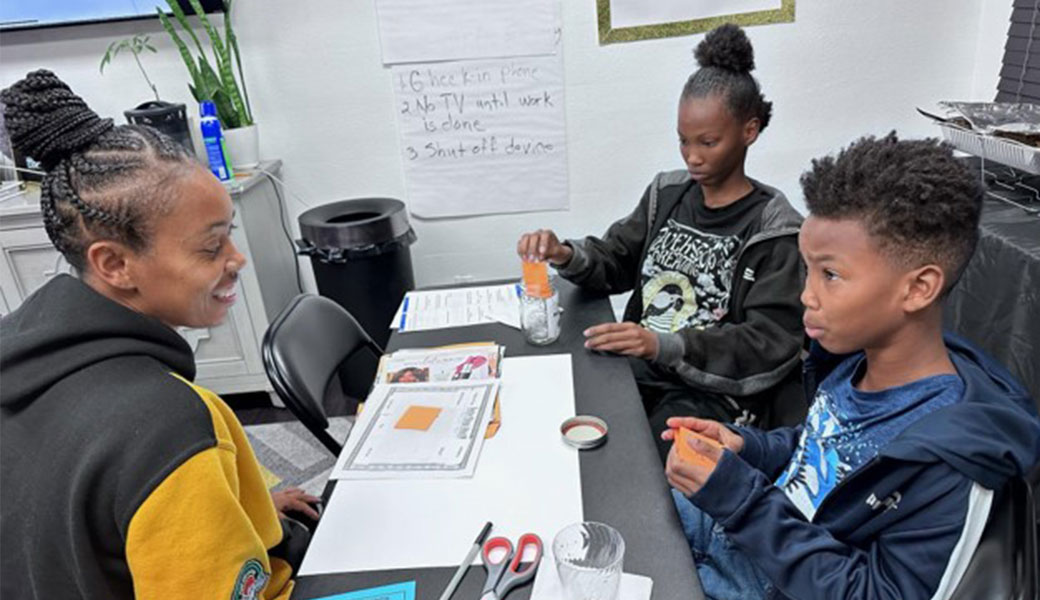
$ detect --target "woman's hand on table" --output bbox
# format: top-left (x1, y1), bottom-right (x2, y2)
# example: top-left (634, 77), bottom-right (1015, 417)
top-left (271, 487), bottom-right (321, 520)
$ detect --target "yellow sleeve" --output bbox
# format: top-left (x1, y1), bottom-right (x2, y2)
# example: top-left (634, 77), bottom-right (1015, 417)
top-left (125, 445), bottom-right (294, 600)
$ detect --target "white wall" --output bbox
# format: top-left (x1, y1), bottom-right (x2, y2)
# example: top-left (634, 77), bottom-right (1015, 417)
top-left (0, 0), bottom-right (1011, 288)
top-left (973, 0), bottom-right (1013, 99)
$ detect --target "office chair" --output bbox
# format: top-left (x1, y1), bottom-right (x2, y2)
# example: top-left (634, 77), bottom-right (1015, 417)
top-left (948, 471), bottom-right (1038, 600)
top-left (262, 294), bottom-right (384, 456)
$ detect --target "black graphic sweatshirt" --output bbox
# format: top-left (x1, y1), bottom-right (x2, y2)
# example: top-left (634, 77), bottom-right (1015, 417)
top-left (557, 170), bottom-right (804, 412)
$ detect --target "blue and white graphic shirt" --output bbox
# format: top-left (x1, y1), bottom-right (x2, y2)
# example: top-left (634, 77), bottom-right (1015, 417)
top-left (775, 356), bottom-right (964, 521)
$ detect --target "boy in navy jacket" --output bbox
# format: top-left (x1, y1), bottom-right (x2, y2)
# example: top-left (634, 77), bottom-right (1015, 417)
top-left (665, 133), bottom-right (1040, 599)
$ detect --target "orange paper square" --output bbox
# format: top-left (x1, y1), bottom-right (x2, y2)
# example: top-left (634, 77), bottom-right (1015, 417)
top-left (395, 405), bottom-right (442, 431)
top-left (676, 427), bottom-right (724, 467)
top-left (522, 261), bottom-right (551, 298)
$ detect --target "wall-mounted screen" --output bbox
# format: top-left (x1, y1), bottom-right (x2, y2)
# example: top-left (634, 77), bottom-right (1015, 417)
top-left (1, 1), bottom-right (224, 32)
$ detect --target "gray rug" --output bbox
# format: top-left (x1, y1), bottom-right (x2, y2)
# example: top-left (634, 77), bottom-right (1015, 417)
top-left (244, 417), bottom-right (353, 497)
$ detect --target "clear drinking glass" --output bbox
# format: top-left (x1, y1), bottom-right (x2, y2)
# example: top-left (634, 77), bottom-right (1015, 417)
top-left (552, 522), bottom-right (625, 600)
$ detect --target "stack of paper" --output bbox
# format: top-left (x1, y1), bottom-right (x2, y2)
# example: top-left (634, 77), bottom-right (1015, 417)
top-left (330, 379), bottom-right (499, 480)
top-left (375, 343), bottom-right (505, 437)
top-left (375, 344), bottom-right (504, 384)
top-left (333, 344), bottom-right (507, 480)
top-left (389, 284), bottom-right (521, 332)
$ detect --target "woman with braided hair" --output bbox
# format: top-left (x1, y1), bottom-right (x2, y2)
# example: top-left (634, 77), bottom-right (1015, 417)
top-left (0, 70), bottom-right (314, 600)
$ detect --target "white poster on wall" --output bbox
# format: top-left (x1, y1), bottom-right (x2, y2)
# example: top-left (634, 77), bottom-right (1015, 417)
top-left (375, 0), bottom-right (558, 65)
top-left (392, 53), bottom-right (568, 218)
top-left (610, 0), bottom-right (781, 29)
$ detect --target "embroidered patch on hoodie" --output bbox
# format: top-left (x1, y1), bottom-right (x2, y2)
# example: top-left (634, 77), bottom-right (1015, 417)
top-left (232, 559), bottom-right (269, 600)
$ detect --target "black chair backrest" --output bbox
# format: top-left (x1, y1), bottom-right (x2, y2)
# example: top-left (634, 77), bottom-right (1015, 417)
top-left (948, 475), bottom-right (1037, 600)
top-left (262, 294), bottom-right (383, 455)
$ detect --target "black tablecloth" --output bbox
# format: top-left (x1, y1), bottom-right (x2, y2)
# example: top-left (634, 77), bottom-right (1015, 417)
top-left (945, 191), bottom-right (1040, 407)
top-left (291, 279), bottom-right (703, 599)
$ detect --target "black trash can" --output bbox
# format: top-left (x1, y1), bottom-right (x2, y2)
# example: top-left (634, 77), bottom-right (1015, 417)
top-left (124, 101), bottom-right (194, 155)
top-left (297, 198), bottom-right (417, 400)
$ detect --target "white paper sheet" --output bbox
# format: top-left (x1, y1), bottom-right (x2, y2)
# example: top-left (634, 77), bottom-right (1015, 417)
top-left (530, 548), bottom-right (653, 600)
top-left (375, 0), bottom-right (558, 65)
top-left (610, 0), bottom-right (781, 29)
top-left (392, 52), bottom-right (568, 218)
top-left (300, 355), bottom-right (582, 575)
top-left (330, 380), bottom-right (498, 480)
top-left (390, 284), bottom-right (521, 331)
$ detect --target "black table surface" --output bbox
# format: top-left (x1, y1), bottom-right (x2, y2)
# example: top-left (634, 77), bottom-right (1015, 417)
top-left (291, 278), bottom-right (703, 599)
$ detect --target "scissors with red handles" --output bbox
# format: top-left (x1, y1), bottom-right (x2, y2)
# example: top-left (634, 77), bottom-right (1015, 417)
top-left (479, 532), bottom-right (543, 600)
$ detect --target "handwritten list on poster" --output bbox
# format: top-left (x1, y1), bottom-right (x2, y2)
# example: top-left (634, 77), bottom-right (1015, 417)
top-left (391, 54), bottom-right (567, 218)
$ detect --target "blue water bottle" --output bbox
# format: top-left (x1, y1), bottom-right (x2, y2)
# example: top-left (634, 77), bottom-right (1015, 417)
top-left (199, 101), bottom-right (233, 181)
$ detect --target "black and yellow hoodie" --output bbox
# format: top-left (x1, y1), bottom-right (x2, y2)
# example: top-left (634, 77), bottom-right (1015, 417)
top-left (1, 275), bottom-right (293, 600)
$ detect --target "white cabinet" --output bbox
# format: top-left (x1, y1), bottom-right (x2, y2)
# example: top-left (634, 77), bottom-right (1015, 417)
top-left (0, 160), bottom-right (296, 401)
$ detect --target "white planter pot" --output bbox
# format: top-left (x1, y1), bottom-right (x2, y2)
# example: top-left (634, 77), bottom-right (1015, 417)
top-left (187, 116), bottom-right (207, 160)
top-left (224, 124), bottom-right (260, 170)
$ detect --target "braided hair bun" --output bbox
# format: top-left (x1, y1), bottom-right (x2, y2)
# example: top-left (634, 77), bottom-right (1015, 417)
top-left (683, 24), bottom-right (771, 131)
top-left (1, 69), bottom-right (114, 171)
top-left (0, 70), bottom-right (190, 271)
top-left (695, 24), bottom-right (755, 74)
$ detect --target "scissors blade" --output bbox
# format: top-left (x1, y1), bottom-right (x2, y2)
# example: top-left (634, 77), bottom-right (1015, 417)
top-left (479, 593), bottom-right (499, 600)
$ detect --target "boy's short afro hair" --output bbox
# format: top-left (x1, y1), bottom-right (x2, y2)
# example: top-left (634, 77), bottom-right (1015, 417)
top-left (801, 132), bottom-right (982, 292)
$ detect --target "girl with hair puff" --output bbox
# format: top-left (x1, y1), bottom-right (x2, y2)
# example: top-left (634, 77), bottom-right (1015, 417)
top-left (0, 70), bottom-right (317, 600)
top-left (518, 24), bottom-right (805, 460)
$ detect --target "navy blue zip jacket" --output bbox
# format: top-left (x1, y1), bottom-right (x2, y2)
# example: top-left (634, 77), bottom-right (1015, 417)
top-left (689, 332), bottom-right (1040, 599)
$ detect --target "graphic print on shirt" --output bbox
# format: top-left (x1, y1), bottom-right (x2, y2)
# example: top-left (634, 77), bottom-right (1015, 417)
top-left (773, 354), bottom-right (966, 522)
top-left (774, 391), bottom-right (854, 521)
top-left (640, 219), bottom-right (740, 333)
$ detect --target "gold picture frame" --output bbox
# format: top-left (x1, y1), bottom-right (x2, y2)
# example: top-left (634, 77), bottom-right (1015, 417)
top-left (597, 0), bottom-right (795, 45)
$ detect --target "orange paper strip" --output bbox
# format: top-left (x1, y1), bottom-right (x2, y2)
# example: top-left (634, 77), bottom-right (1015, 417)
top-left (484, 396), bottom-right (502, 439)
top-left (676, 427), bottom-right (724, 468)
top-left (522, 261), bottom-right (551, 298)
top-left (395, 405), bottom-right (442, 431)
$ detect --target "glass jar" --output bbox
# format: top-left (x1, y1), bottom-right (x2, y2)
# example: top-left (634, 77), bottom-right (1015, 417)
top-left (553, 522), bottom-right (625, 600)
top-left (520, 284), bottom-right (561, 345)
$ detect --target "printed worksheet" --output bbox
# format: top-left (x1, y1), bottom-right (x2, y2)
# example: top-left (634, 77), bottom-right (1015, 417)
top-left (331, 380), bottom-right (499, 480)
top-left (390, 284), bottom-right (521, 331)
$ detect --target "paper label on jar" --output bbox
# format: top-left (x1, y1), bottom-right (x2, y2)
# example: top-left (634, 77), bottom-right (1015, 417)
top-left (520, 291), bottom-right (560, 344)
top-left (545, 292), bottom-right (560, 339)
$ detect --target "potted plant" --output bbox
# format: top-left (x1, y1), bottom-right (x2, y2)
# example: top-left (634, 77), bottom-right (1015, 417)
top-left (100, 34), bottom-right (195, 154)
top-left (158, 0), bottom-right (259, 169)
